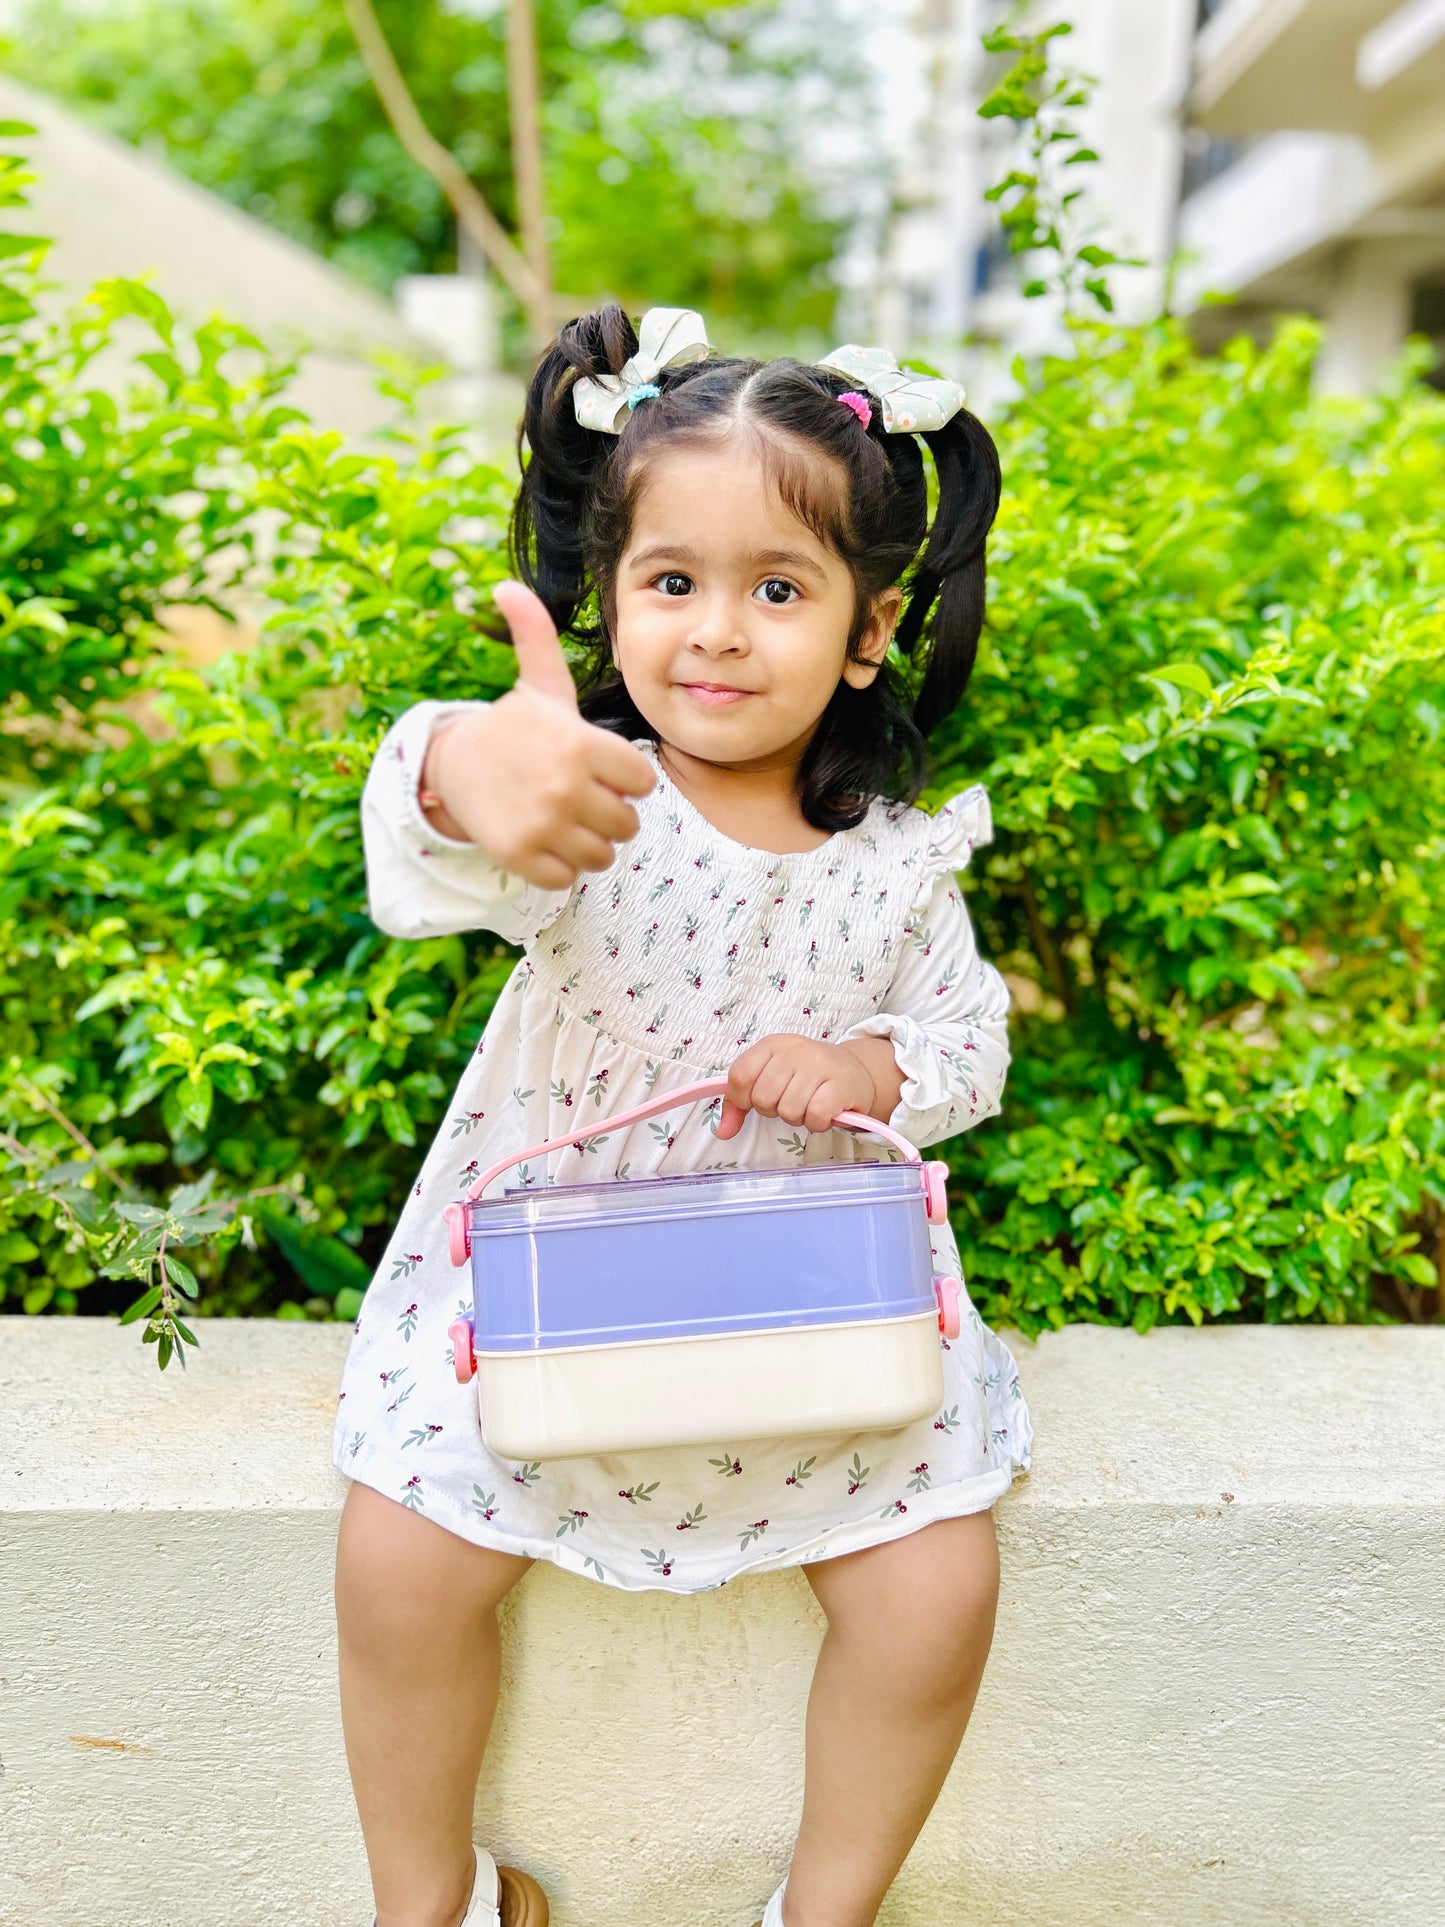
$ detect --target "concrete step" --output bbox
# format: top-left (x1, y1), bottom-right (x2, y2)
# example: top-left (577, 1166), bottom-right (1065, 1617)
top-left (3, 1316), bottom-right (1443, 1925)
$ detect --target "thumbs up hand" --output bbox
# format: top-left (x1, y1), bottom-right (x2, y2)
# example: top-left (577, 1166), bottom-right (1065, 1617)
top-left (420, 580), bottom-right (656, 891)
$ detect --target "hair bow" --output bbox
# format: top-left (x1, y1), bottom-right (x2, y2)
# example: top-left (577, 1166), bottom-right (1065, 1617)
top-left (572, 306), bottom-right (711, 434)
top-left (816, 343), bottom-right (965, 434)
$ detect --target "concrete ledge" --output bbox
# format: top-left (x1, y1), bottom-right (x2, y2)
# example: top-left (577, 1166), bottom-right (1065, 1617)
top-left (3, 1317), bottom-right (1444, 1926)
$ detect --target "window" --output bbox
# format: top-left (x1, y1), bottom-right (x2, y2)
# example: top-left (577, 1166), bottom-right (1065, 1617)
top-left (1178, 126), bottom-right (1254, 200)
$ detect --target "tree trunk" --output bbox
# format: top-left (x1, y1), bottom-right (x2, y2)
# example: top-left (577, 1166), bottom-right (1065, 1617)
top-left (343, 0), bottom-right (552, 351)
top-left (507, 0), bottom-right (555, 343)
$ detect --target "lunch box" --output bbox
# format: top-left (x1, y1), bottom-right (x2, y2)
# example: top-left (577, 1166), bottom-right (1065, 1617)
top-left (443, 1076), bottom-right (964, 1460)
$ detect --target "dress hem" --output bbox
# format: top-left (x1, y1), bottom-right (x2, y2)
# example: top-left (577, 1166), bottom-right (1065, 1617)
top-left (332, 1438), bottom-right (1026, 1596)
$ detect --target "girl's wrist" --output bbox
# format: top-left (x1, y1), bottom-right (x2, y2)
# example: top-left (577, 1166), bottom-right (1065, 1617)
top-left (418, 719), bottom-right (469, 842)
top-left (837, 1035), bottom-right (903, 1123)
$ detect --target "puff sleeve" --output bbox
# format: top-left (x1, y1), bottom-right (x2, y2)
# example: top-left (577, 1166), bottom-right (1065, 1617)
top-left (840, 786), bottom-right (1010, 1149)
top-left (360, 699), bottom-right (573, 945)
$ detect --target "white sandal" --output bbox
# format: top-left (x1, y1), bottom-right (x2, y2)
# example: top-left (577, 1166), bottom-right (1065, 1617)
top-left (371, 1842), bottom-right (550, 1927)
top-left (462, 1845), bottom-right (504, 1927)
top-left (751, 1874), bottom-right (789, 1927)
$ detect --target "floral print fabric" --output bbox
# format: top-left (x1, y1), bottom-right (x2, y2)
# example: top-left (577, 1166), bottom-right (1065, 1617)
top-left (330, 700), bottom-right (1033, 1593)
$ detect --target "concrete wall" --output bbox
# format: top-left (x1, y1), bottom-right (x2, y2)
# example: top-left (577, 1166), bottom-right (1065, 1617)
top-left (0, 74), bottom-right (519, 446)
top-left (3, 1317), bottom-right (1445, 1926)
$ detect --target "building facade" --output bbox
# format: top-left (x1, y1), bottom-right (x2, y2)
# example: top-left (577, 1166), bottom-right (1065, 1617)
top-left (1180, 0), bottom-right (1445, 389)
top-left (892, 0), bottom-right (1445, 393)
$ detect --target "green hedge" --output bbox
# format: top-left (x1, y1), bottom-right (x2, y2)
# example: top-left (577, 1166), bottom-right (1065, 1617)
top-left (938, 321), bottom-right (1444, 1331)
top-left (3, 143), bottom-right (1443, 1356)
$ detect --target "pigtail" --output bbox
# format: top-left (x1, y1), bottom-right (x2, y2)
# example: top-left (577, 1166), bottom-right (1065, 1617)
top-left (890, 410), bottom-right (1001, 737)
top-left (508, 303), bottom-right (639, 636)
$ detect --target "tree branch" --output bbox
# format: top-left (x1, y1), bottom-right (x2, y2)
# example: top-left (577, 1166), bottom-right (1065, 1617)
top-left (507, 0), bottom-right (555, 337)
top-left (14, 1076), bottom-right (129, 1188)
top-left (1018, 874), bottom-right (1076, 1015)
top-left (342, 0), bottom-right (550, 346)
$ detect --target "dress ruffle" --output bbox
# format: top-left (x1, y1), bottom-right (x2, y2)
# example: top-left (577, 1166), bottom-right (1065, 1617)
top-left (900, 783), bottom-right (993, 895)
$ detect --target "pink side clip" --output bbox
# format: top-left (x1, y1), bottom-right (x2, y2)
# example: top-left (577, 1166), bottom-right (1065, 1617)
top-left (445, 1201), bottom-right (470, 1267)
top-left (448, 1318), bottom-right (476, 1383)
top-left (922, 1160), bottom-right (950, 1225)
top-left (933, 1274), bottom-right (963, 1339)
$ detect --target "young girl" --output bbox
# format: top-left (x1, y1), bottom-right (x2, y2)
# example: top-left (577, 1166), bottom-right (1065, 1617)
top-left (331, 303), bottom-right (1032, 1927)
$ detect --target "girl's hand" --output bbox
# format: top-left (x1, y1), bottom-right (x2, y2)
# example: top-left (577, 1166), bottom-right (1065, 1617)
top-left (716, 1033), bottom-right (903, 1140)
top-left (421, 581), bottom-right (655, 891)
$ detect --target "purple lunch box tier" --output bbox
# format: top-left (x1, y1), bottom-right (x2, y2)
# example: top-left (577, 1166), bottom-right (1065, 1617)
top-left (466, 1160), bottom-right (938, 1352)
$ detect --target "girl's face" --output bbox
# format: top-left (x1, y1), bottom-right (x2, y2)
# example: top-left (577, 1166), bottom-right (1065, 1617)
top-left (611, 436), bottom-right (901, 772)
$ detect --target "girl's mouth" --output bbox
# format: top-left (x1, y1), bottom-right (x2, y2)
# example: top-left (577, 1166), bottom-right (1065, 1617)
top-left (678, 683), bottom-right (754, 707)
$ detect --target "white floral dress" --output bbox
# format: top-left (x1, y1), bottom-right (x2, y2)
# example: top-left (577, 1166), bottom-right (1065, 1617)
top-left (330, 699), bottom-right (1033, 1593)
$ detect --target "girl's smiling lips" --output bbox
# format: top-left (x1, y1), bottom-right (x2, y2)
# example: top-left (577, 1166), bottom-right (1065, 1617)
top-left (677, 681), bottom-right (755, 706)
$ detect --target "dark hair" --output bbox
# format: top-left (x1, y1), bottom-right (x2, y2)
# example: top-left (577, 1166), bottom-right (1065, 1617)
top-left (509, 302), bottom-right (1001, 830)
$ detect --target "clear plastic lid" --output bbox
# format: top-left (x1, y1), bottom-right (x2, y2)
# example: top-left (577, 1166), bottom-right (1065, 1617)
top-left (468, 1157), bottom-right (920, 1234)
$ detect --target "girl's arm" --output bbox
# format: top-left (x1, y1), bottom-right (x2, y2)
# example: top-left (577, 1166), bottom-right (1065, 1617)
top-left (363, 584), bottom-right (654, 943)
top-left (361, 699), bottom-right (574, 944)
top-left (717, 792), bottom-right (1007, 1146)
top-left (838, 800), bottom-right (1009, 1149)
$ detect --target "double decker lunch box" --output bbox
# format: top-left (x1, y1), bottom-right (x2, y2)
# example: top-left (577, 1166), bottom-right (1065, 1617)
top-left (443, 1076), bottom-right (964, 1460)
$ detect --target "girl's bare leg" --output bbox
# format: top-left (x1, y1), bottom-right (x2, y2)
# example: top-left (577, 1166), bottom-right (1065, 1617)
top-left (334, 1480), bottom-right (534, 1927)
top-left (783, 1511), bottom-right (1000, 1927)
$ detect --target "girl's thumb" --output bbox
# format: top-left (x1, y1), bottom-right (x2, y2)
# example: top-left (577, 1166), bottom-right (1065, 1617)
top-left (493, 579), bottom-right (579, 710)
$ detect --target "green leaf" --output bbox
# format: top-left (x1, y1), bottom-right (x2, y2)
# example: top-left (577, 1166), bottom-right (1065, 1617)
top-left (118, 1285), bottom-right (163, 1327)
top-left (1145, 663), bottom-right (1215, 700)
top-left (175, 1075), bottom-right (213, 1132)
top-left (259, 1203), bottom-right (372, 1300)
top-left (169, 1172), bottom-right (219, 1217)
top-left (73, 974), bottom-right (153, 1024)
top-left (165, 1256), bottom-right (200, 1300)
top-left (1316, 1223), bottom-right (1354, 1279)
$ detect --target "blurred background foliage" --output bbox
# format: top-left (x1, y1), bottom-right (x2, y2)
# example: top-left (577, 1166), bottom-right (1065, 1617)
top-left (0, 0), bottom-right (862, 352)
top-left (1, 8), bottom-right (1442, 1360)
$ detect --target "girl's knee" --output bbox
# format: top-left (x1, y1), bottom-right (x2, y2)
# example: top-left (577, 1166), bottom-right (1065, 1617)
top-left (810, 1513), bottom-right (1000, 1665)
top-left (334, 1480), bottom-right (530, 1644)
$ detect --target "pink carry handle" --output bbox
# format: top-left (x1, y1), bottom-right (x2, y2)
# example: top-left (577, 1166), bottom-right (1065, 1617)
top-left (444, 1075), bottom-right (951, 1265)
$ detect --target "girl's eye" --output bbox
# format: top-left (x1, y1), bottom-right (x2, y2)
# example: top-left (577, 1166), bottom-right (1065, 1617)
top-left (758, 578), bottom-right (798, 606)
top-left (657, 573), bottom-right (693, 597)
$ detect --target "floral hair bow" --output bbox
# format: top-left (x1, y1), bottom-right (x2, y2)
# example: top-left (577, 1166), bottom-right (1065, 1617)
top-left (572, 306), bottom-right (711, 434)
top-left (817, 343), bottom-right (965, 434)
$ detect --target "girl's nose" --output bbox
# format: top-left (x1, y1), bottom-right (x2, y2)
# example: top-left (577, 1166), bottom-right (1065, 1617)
top-left (685, 596), bottom-right (750, 657)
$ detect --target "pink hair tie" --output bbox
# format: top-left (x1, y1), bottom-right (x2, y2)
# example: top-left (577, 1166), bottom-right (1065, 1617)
top-left (837, 390), bottom-right (872, 430)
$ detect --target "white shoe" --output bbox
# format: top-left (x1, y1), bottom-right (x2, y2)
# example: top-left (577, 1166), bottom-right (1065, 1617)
top-left (753, 1874), bottom-right (788, 1927)
top-left (462, 1844), bottom-right (502, 1927)
top-left (371, 1842), bottom-right (549, 1927)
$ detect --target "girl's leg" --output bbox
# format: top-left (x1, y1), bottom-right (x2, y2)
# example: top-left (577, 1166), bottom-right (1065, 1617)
top-left (334, 1479), bottom-right (534, 1927)
top-left (783, 1511), bottom-right (1000, 1927)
